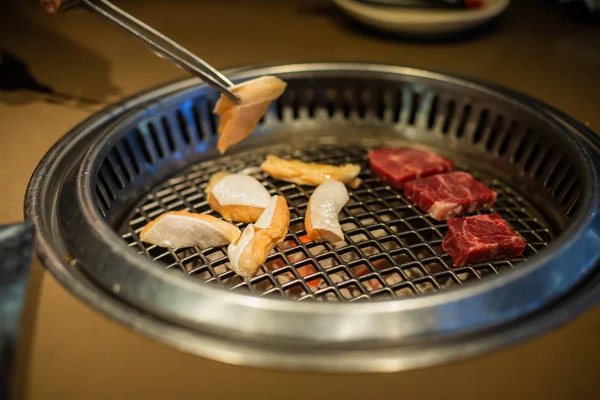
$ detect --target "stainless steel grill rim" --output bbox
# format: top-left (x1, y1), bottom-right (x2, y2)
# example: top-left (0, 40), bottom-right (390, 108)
top-left (25, 63), bottom-right (600, 372)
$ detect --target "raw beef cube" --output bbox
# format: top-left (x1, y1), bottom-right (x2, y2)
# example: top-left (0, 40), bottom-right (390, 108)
top-left (405, 172), bottom-right (496, 221)
top-left (368, 148), bottom-right (454, 189)
top-left (442, 213), bottom-right (526, 267)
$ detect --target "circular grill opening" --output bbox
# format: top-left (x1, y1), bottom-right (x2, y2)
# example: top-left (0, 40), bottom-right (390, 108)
top-left (27, 63), bottom-right (600, 371)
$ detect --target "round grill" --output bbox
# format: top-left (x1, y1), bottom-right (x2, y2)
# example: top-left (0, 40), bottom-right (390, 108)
top-left (26, 63), bottom-right (600, 372)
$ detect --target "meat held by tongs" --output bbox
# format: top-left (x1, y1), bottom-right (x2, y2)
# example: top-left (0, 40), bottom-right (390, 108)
top-left (213, 76), bottom-right (287, 154)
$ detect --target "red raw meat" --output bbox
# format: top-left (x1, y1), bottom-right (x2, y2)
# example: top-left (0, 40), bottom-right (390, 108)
top-left (405, 171), bottom-right (496, 221)
top-left (368, 148), bottom-right (454, 189)
top-left (442, 214), bottom-right (526, 267)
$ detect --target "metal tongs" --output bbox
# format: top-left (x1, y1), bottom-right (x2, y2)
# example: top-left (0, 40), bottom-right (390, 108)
top-left (43, 0), bottom-right (240, 103)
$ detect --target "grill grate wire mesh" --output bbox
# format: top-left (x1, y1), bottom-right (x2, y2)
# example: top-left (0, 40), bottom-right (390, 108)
top-left (120, 143), bottom-right (553, 302)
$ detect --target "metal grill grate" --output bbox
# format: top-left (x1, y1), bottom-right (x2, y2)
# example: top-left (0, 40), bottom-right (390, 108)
top-left (120, 143), bottom-right (554, 302)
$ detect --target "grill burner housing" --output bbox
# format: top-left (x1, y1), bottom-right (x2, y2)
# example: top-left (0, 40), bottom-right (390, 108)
top-left (26, 63), bottom-right (600, 372)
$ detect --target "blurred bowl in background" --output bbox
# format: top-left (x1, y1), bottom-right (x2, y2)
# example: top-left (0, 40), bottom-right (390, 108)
top-left (333, 0), bottom-right (511, 38)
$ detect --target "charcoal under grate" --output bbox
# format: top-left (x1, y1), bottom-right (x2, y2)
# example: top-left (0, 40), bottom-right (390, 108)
top-left (120, 142), bottom-right (553, 302)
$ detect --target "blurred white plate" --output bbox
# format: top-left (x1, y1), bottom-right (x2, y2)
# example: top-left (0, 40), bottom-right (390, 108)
top-left (333, 0), bottom-right (511, 36)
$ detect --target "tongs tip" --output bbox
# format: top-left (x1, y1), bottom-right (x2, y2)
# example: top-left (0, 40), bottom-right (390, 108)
top-left (223, 89), bottom-right (241, 104)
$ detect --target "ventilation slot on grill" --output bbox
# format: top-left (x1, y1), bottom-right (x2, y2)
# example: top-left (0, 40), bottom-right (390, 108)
top-left (427, 95), bottom-right (439, 130)
top-left (532, 146), bottom-right (554, 179)
top-left (306, 88), bottom-right (317, 118)
top-left (191, 105), bottom-right (206, 141)
top-left (485, 114), bottom-right (504, 151)
top-left (357, 89), bottom-right (370, 119)
top-left (523, 139), bottom-right (542, 175)
top-left (324, 88), bottom-right (337, 118)
top-left (442, 100), bottom-right (455, 135)
top-left (341, 89), bottom-right (353, 119)
top-left (161, 117), bottom-right (176, 153)
top-left (408, 91), bottom-right (420, 126)
top-left (206, 100), bottom-right (219, 135)
top-left (275, 95), bottom-right (285, 120)
top-left (392, 89), bottom-right (402, 123)
top-left (111, 146), bottom-right (133, 183)
top-left (455, 104), bottom-right (472, 138)
top-left (176, 110), bottom-right (193, 145)
top-left (567, 195), bottom-right (581, 217)
top-left (149, 123), bottom-right (166, 159)
top-left (277, 88), bottom-right (296, 121)
top-left (472, 109), bottom-right (489, 144)
top-left (122, 137), bottom-right (141, 175)
top-left (543, 154), bottom-right (566, 189)
top-left (553, 166), bottom-right (577, 201)
top-left (510, 128), bottom-right (532, 165)
top-left (559, 177), bottom-right (579, 207)
top-left (95, 186), bottom-right (109, 216)
top-left (374, 88), bottom-right (385, 121)
top-left (95, 173), bottom-right (113, 215)
top-left (134, 128), bottom-right (154, 164)
top-left (104, 155), bottom-right (126, 189)
top-left (497, 121), bottom-right (518, 157)
top-left (97, 170), bottom-right (117, 201)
